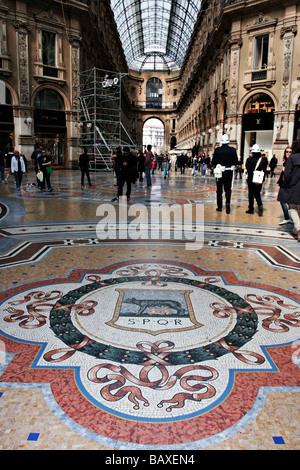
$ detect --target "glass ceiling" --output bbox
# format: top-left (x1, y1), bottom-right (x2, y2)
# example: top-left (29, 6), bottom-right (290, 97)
top-left (110, 0), bottom-right (202, 72)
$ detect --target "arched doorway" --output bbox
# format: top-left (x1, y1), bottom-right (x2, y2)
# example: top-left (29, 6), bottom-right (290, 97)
top-left (241, 93), bottom-right (275, 160)
top-left (170, 136), bottom-right (177, 149)
top-left (34, 89), bottom-right (66, 165)
top-left (0, 80), bottom-right (14, 153)
top-left (143, 118), bottom-right (165, 155)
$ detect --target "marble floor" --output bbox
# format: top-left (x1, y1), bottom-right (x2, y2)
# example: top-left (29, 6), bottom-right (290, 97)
top-left (0, 167), bottom-right (299, 451)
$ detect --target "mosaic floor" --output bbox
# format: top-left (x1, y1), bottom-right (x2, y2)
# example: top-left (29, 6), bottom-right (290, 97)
top-left (0, 168), bottom-right (299, 451)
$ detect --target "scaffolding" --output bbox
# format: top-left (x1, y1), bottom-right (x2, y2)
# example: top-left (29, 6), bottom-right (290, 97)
top-left (78, 67), bottom-right (137, 171)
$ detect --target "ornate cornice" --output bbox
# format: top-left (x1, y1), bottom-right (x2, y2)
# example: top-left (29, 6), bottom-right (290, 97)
top-left (280, 25), bottom-right (298, 38)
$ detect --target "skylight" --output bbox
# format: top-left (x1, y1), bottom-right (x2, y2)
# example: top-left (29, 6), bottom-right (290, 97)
top-left (110, 0), bottom-right (202, 72)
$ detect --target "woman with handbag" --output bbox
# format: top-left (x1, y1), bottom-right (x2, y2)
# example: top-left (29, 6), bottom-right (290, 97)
top-left (245, 144), bottom-right (268, 216)
top-left (37, 150), bottom-right (53, 192)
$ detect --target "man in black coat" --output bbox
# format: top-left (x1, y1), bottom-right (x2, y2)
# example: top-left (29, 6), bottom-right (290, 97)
top-left (112, 147), bottom-right (137, 202)
top-left (79, 148), bottom-right (92, 188)
top-left (212, 134), bottom-right (238, 213)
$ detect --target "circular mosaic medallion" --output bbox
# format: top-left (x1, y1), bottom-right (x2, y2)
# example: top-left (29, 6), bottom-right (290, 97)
top-left (49, 273), bottom-right (258, 366)
top-left (1, 262), bottom-right (299, 423)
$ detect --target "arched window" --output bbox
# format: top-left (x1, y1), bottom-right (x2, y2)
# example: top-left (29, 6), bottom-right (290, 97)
top-left (146, 77), bottom-right (163, 109)
top-left (34, 89), bottom-right (66, 133)
top-left (0, 80), bottom-right (12, 105)
top-left (34, 89), bottom-right (65, 110)
top-left (244, 93), bottom-right (274, 114)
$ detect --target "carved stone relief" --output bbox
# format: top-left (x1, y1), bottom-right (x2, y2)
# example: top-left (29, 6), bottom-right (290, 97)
top-left (228, 48), bottom-right (240, 114)
top-left (279, 35), bottom-right (294, 110)
top-left (17, 32), bottom-right (29, 105)
top-left (71, 45), bottom-right (80, 110)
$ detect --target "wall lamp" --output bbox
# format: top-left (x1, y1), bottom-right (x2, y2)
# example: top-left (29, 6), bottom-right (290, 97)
top-left (25, 116), bottom-right (33, 126)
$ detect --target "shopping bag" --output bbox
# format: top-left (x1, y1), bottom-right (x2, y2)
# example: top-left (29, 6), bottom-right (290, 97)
top-left (37, 171), bottom-right (44, 182)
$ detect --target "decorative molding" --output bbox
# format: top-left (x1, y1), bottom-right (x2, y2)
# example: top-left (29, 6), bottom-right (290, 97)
top-left (13, 20), bottom-right (31, 32)
top-left (33, 9), bottom-right (63, 27)
top-left (280, 25), bottom-right (298, 38)
top-left (247, 12), bottom-right (278, 32)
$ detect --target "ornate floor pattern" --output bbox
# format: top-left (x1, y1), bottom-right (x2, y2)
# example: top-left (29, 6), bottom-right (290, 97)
top-left (0, 169), bottom-right (299, 451)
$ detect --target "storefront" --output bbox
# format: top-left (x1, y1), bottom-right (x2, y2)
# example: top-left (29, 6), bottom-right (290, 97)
top-left (241, 93), bottom-right (275, 161)
top-left (33, 89), bottom-right (66, 166)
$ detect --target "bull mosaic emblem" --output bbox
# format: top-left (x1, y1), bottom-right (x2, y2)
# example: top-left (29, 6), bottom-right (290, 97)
top-left (107, 288), bottom-right (203, 335)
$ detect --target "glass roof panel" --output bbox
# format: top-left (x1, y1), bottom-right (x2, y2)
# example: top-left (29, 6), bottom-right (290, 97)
top-left (110, 0), bottom-right (202, 72)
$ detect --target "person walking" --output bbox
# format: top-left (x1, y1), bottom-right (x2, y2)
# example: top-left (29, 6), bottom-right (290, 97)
top-left (31, 146), bottom-right (43, 188)
top-left (137, 150), bottom-right (145, 182)
top-left (11, 150), bottom-right (26, 191)
top-left (277, 147), bottom-right (293, 226)
top-left (211, 134), bottom-right (238, 214)
top-left (162, 157), bottom-right (168, 179)
top-left (112, 147), bottom-right (136, 202)
top-left (111, 147), bottom-right (123, 187)
top-left (200, 153), bottom-right (207, 176)
top-left (144, 145), bottom-right (153, 187)
top-left (277, 139), bottom-right (300, 241)
top-left (245, 144), bottom-right (268, 216)
top-left (79, 148), bottom-right (92, 189)
top-left (269, 154), bottom-right (278, 178)
top-left (192, 155), bottom-right (197, 176)
top-left (37, 149), bottom-right (53, 191)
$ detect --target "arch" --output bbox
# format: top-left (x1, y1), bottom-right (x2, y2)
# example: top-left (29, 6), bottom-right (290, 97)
top-left (146, 77), bottom-right (163, 109)
top-left (0, 79), bottom-right (17, 106)
top-left (34, 88), bottom-right (65, 110)
top-left (170, 135), bottom-right (177, 149)
top-left (32, 85), bottom-right (70, 111)
top-left (238, 89), bottom-right (278, 115)
top-left (241, 91), bottom-right (275, 161)
top-left (142, 117), bottom-right (165, 154)
top-left (143, 116), bottom-right (165, 128)
top-left (243, 92), bottom-right (275, 114)
top-left (33, 87), bottom-right (67, 167)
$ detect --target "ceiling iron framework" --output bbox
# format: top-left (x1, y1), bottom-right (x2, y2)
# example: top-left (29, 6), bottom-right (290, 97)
top-left (110, 0), bottom-right (202, 72)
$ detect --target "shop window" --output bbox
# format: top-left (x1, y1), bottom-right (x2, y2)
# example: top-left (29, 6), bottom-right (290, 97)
top-left (146, 77), bottom-right (163, 109)
top-left (34, 89), bottom-right (64, 111)
top-left (244, 93), bottom-right (274, 114)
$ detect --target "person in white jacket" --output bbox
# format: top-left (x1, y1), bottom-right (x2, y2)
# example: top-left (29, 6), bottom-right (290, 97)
top-left (11, 150), bottom-right (26, 191)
